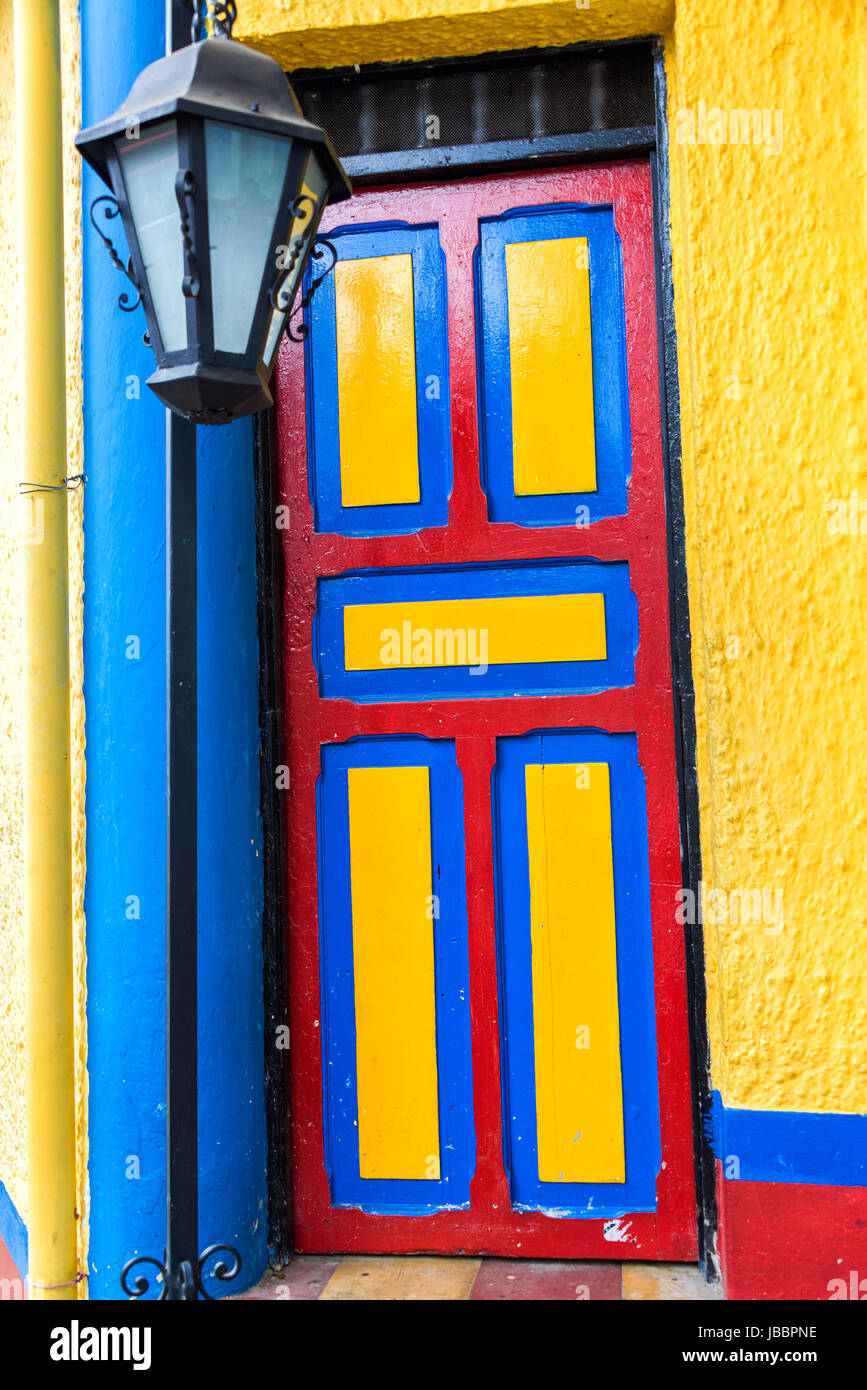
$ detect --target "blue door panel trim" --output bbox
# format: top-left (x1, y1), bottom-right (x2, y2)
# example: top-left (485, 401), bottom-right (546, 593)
top-left (476, 203), bottom-right (631, 528)
top-left (493, 730), bottom-right (661, 1217)
top-left (316, 559), bottom-right (637, 702)
top-left (305, 222), bottom-right (452, 537)
top-left (317, 736), bottom-right (475, 1214)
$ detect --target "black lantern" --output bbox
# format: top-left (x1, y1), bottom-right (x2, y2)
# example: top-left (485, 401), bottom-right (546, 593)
top-left (76, 22), bottom-right (351, 422)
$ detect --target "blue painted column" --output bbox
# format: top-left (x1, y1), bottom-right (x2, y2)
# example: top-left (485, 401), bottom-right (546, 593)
top-left (81, 1), bottom-right (267, 1298)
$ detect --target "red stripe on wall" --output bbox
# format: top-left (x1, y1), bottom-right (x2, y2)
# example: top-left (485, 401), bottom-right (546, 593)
top-left (717, 1164), bottom-right (867, 1300)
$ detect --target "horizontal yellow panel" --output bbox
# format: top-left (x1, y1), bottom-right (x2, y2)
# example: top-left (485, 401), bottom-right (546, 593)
top-left (335, 254), bottom-right (421, 508)
top-left (506, 237), bottom-right (597, 496)
top-left (348, 765), bottom-right (440, 1180)
top-left (343, 593), bottom-right (607, 670)
top-left (526, 761), bottom-right (625, 1183)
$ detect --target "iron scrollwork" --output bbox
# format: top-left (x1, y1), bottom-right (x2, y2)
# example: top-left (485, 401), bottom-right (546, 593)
top-left (120, 1243), bottom-right (241, 1300)
top-left (267, 193), bottom-right (339, 346)
top-left (268, 193), bottom-right (317, 315)
top-left (120, 1254), bottom-right (168, 1301)
top-left (175, 170), bottom-right (201, 299)
top-left (285, 237), bottom-right (338, 343)
top-left (89, 195), bottom-right (142, 313)
top-left (195, 1244), bottom-right (243, 1300)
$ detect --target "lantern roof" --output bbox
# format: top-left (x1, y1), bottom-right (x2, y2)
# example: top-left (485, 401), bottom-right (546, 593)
top-left (75, 35), bottom-right (351, 206)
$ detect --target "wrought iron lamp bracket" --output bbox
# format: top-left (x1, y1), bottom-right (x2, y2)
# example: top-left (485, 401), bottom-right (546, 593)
top-left (269, 193), bottom-right (340, 344)
top-left (269, 193), bottom-right (318, 310)
top-left (285, 236), bottom-right (338, 342)
top-left (267, 190), bottom-right (339, 344)
top-left (90, 188), bottom-right (337, 351)
top-left (89, 195), bottom-right (142, 313)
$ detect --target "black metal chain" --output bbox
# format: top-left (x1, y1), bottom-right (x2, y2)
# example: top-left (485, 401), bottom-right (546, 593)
top-left (186, 1), bottom-right (237, 43)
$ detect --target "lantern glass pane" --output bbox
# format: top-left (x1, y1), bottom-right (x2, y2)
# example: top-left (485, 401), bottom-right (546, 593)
top-left (263, 152), bottom-right (329, 368)
top-left (204, 121), bottom-right (293, 355)
top-left (274, 151), bottom-right (327, 316)
top-left (262, 305), bottom-right (286, 369)
top-left (116, 120), bottom-right (186, 352)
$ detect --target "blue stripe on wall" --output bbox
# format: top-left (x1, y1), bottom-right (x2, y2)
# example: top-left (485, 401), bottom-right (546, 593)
top-left (711, 1093), bottom-right (867, 1187)
top-left (82, 1), bottom-right (266, 1299)
top-left (0, 1179), bottom-right (27, 1283)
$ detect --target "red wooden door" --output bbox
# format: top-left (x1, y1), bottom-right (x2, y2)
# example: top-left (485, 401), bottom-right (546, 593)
top-left (275, 160), bottom-right (697, 1260)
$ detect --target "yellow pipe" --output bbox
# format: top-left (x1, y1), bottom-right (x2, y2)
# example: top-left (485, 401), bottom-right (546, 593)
top-left (14, 0), bottom-right (78, 1301)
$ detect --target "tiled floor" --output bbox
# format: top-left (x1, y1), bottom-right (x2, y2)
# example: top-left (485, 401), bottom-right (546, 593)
top-left (235, 1255), bottom-right (724, 1301)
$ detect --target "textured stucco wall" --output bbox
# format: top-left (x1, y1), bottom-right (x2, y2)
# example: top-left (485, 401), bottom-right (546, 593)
top-left (0, 0), bottom-right (87, 1288)
top-left (666, 0), bottom-right (867, 1114)
top-left (236, 0), bottom-right (673, 67)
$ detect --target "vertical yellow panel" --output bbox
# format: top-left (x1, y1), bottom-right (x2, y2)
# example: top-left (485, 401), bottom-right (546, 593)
top-left (505, 237), bottom-right (597, 496)
top-left (348, 765), bottom-right (440, 1179)
top-left (525, 762), bottom-right (625, 1183)
top-left (335, 254), bottom-right (421, 507)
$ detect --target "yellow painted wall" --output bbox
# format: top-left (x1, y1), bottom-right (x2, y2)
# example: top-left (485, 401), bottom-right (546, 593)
top-left (666, 0), bottom-right (867, 1114)
top-left (236, 0), bottom-right (674, 68)
top-left (240, 0), bottom-right (867, 1119)
top-left (0, 0), bottom-right (87, 1290)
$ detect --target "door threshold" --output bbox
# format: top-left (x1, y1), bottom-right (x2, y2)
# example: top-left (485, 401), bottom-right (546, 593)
top-left (233, 1254), bottom-right (723, 1301)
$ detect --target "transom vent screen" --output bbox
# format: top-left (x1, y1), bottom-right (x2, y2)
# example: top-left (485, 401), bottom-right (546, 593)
top-left (292, 42), bottom-right (654, 160)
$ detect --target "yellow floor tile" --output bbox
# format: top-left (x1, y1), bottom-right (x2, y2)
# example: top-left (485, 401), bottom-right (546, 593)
top-left (319, 1255), bottom-right (481, 1301)
top-left (622, 1262), bottom-right (723, 1300)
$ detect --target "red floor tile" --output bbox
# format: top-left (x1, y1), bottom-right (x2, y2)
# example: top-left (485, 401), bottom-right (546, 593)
top-left (470, 1258), bottom-right (622, 1301)
top-left (235, 1255), bottom-right (342, 1300)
